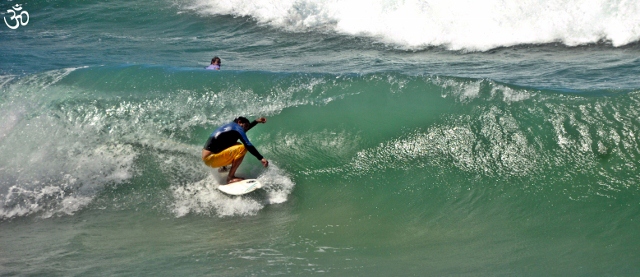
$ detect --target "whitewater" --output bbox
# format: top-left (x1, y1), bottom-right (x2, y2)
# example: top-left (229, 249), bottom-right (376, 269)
top-left (186, 0), bottom-right (640, 50)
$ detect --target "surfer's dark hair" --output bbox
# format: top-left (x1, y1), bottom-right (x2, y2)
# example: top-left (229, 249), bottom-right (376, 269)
top-left (234, 117), bottom-right (250, 124)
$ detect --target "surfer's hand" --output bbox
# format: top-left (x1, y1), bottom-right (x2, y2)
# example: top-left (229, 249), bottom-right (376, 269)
top-left (261, 158), bottom-right (269, 167)
top-left (256, 117), bottom-right (267, 124)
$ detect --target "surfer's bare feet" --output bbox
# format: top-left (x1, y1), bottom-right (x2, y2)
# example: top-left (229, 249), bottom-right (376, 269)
top-left (227, 176), bottom-right (245, 184)
top-left (218, 166), bottom-right (228, 173)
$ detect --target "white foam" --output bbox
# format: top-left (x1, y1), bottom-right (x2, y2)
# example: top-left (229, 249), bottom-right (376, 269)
top-left (187, 0), bottom-right (640, 51)
top-left (170, 164), bottom-right (295, 217)
top-left (0, 71), bottom-right (138, 219)
top-left (257, 163), bottom-right (296, 204)
top-left (170, 175), bottom-right (265, 217)
top-left (0, 141), bottom-right (137, 219)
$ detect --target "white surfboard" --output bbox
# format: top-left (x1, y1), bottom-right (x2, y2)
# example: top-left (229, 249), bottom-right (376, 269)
top-left (217, 179), bottom-right (263, 196)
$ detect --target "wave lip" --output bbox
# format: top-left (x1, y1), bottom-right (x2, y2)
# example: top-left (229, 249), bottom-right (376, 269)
top-left (188, 0), bottom-right (640, 51)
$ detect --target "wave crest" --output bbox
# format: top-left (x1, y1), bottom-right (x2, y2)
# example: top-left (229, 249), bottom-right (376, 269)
top-left (188, 0), bottom-right (640, 51)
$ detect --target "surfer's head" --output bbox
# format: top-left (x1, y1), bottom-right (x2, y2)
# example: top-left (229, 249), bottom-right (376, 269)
top-left (211, 56), bottom-right (221, 65)
top-left (234, 117), bottom-right (250, 124)
top-left (234, 116), bottom-right (251, 130)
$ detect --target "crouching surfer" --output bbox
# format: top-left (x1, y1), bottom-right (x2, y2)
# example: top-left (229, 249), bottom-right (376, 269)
top-left (202, 117), bottom-right (269, 184)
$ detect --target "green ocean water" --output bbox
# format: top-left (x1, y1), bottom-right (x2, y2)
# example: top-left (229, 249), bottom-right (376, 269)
top-left (2, 0), bottom-right (640, 275)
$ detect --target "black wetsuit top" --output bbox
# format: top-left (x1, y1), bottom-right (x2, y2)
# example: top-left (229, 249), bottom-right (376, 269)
top-left (203, 121), bottom-right (263, 160)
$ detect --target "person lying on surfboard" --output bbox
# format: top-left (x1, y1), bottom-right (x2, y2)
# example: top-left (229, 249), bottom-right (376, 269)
top-left (202, 116), bottom-right (269, 184)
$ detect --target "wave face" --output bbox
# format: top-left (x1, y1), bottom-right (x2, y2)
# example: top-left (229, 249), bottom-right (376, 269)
top-left (2, 66), bottom-right (639, 218)
top-left (2, 66), bottom-right (640, 274)
top-left (186, 0), bottom-right (640, 50)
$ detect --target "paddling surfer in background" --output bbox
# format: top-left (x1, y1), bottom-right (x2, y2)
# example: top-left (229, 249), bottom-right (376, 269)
top-left (202, 117), bottom-right (269, 184)
top-left (205, 56), bottom-right (221, 70)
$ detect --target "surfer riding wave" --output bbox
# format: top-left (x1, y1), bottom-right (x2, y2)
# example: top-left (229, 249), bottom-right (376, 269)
top-left (202, 117), bottom-right (269, 184)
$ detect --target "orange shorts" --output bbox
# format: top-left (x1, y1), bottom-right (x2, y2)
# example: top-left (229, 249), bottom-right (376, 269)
top-left (202, 143), bottom-right (247, 168)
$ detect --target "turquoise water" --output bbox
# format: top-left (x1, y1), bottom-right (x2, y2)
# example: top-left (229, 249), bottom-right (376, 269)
top-left (1, 0), bottom-right (640, 275)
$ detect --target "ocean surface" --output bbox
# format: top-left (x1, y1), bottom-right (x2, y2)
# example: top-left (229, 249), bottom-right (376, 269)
top-left (1, 0), bottom-right (640, 275)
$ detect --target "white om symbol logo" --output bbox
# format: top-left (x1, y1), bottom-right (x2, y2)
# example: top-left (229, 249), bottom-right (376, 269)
top-left (4, 4), bottom-right (29, 30)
